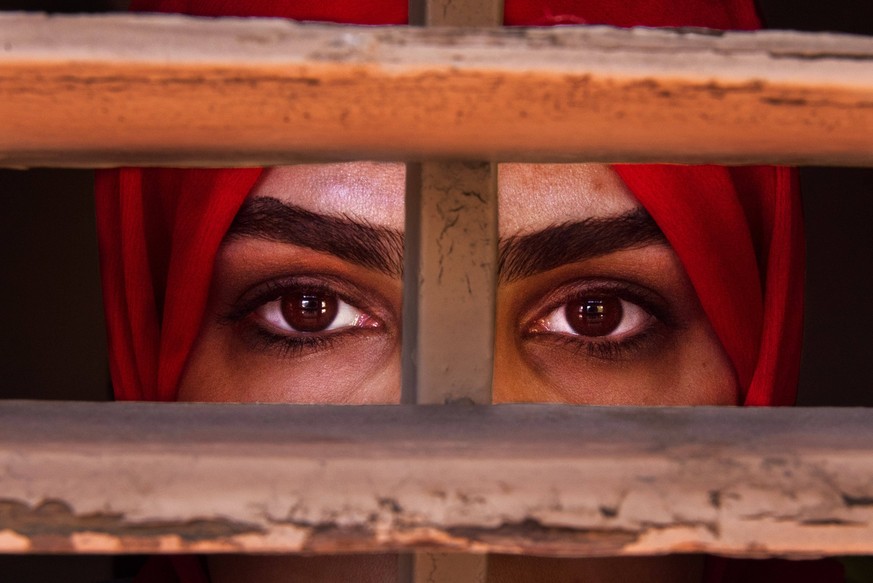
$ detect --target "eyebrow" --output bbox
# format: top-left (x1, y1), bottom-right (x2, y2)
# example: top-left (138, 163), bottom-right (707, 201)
top-left (226, 197), bottom-right (405, 277)
top-left (498, 209), bottom-right (667, 283)
top-left (227, 197), bottom-right (666, 282)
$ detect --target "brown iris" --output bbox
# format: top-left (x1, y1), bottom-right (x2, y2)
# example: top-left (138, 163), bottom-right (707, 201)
top-left (280, 292), bottom-right (339, 332)
top-left (565, 296), bottom-right (622, 337)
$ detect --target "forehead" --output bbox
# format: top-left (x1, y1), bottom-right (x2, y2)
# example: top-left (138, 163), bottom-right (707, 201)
top-left (249, 162), bottom-right (642, 233)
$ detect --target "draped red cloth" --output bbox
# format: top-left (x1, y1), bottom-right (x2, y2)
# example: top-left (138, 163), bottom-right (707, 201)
top-left (95, 1), bottom-right (836, 582)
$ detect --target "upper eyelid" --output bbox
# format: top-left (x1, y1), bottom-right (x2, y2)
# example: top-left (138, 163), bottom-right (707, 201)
top-left (219, 274), bottom-right (395, 332)
top-left (520, 278), bottom-right (669, 326)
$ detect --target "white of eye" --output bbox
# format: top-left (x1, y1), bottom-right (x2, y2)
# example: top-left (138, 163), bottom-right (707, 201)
top-left (540, 298), bottom-right (652, 338)
top-left (256, 297), bottom-right (366, 333)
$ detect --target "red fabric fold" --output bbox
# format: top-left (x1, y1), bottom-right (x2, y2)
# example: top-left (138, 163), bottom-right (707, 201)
top-left (613, 165), bottom-right (804, 406)
top-left (97, 169), bottom-right (263, 401)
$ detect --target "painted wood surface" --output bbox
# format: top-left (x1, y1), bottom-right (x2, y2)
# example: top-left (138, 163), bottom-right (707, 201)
top-left (2, 13), bottom-right (873, 167)
top-left (2, 401), bottom-right (873, 556)
top-left (402, 161), bottom-right (497, 407)
top-left (403, 0), bottom-right (503, 577)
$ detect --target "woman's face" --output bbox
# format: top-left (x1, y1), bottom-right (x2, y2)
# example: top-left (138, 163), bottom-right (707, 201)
top-left (178, 162), bottom-right (735, 583)
top-left (178, 162), bottom-right (737, 407)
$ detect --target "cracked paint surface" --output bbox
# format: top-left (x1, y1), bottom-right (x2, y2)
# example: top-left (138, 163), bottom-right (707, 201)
top-left (405, 160), bottom-right (497, 405)
top-left (3, 404), bottom-right (873, 555)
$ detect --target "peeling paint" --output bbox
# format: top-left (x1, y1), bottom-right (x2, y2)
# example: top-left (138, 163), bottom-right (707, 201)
top-left (842, 494), bottom-right (873, 507)
top-left (447, 519), bottom-right (639, 555)
top-left (0, 499), bottom-right (263, 546)
top-left (4, 404), bottom-right (873, 556)
top-left (0, 528), bottom-right (31, 551)
top-left (70, 532), bottom-right (123, 552)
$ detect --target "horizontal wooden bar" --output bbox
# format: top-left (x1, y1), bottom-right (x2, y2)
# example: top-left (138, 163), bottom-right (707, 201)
top-left (2, 401), bottom-right (873, 557)
top-left (3, 14), bottom-right (873, 167)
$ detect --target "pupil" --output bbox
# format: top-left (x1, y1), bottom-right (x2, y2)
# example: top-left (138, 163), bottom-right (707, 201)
top-left (280, 292), bottom-right (339, 333)
top-left (584, 303), bottom-right (605, 317)
top-left (565, 296), bottom-right (622, 337)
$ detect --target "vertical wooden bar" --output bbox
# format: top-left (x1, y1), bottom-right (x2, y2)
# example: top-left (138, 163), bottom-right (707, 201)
top-left (403, 1), bottom-right (502, 581)
top-left (402, 166), bottom-right (497, 568)
top-left (403, 3), bottom-right (502, 406)
top-left (402, 161), bottom-right (498, 406)
top-left (408, 0), bottom-right (504, 26)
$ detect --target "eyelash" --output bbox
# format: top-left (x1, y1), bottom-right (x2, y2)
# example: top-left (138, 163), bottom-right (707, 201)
top-left (225, 276), bottom-right (672, 362)
top-left (222, 277), bottom-right (383, 358)
top-left (523, 279), bottom-right (674, 360)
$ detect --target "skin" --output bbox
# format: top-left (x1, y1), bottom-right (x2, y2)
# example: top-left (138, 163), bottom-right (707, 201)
top-left (178, 162), bottom-right (737, 582)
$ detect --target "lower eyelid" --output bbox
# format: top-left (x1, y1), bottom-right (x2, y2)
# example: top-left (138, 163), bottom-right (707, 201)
top-left (237, 310), bottom-right (386, 359)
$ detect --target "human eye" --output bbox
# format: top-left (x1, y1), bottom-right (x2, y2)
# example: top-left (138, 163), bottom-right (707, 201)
top-left (256, 290), bottom-right (376, 335)
top-left (223, 276), bottom-right (384, 357)
top-left (525, 279), bottom-right (671, 360)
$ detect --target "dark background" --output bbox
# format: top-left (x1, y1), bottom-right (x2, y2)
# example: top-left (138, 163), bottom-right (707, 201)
top-left (1, 0), bottom-right (873, 580)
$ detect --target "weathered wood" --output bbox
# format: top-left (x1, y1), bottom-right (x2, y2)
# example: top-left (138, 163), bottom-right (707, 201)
top-left (3, 401), bottom-right (873, 557)
top-left (402, 158), bottom-right (498, 406)
top-left (402, 162), bottom-right (496, 578)
top-left (402, 0), bottom-right (500, 405)
top-left (409, 0), bottom-right (503, 26)
top-left (3, 13), bottom-right (873, 167)
top-left (404, 0), bottom-right (502, 576)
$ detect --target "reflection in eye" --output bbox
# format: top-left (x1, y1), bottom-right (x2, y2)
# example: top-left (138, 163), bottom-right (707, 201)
top-left (254, 290), bottom-right (376, 335)
top-left (540, 296), bottom-right (654, 339)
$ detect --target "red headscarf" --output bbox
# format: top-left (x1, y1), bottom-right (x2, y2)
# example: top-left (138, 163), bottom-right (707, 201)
top-left (98, 5), bottom-right (831, 583)
top-left (97, 0), bottom-right (803, 408)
